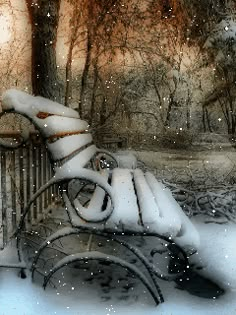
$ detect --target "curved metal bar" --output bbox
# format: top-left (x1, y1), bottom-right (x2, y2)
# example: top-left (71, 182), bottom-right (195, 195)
top-left (23, 207), bottom-right (189, 281)
top-left (92, 149), bottom-right (119, 171)
top-left (16, 179), bottom-right (57, 235)
top-left (0, 135), bottom-right (27, 149)
top-left (111, 238), bottom-right (164, 302)
top-left (31, 227), bottom-right (78, 278)
top-left (16, 170), bottom-right (112, 259)
top-left (16, 177), bottom-right (58, 262)
top-left (113, 237), bottom-right (176, 283)
top-left (31, 225), bottom-right (189, 271)
top-left (73, 181), bottom-right (96, 201)
top-left (16, 171), bottom-right (114, 261)
top-left (43, 251), bottom-right (161, 305)
top-left (31, 226), bottom-right (187, 295)
top-left (53, 170), bottom-right (115, 223)
top-left (0, 112), bottom-right (30, 149)
top-left (31, 226), bottom-right (166, 302)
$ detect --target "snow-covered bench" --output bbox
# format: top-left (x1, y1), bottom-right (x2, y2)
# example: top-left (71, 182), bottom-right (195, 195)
top-left (1, 89), bottom-right (200, 305)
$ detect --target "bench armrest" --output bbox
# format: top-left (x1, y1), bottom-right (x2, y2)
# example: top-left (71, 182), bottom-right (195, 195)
top-left (54, 168), bottom-right (115, 223)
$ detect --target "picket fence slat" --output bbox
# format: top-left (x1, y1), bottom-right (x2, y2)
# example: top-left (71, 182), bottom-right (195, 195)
top-left (19, 147), bottom-right (24, 216)
top-left (37, 145), bottom-right (43, 216)
top-left (32, 144), bottom-right (37, 221)
top-left (26, 145), bottom-right (31, 225)
top-left (0, 134), bottom-right (58, 248)
top-left (1, 151), bottom-right (7, 248)
top-left (10, 150), bottom-right (16, 230)
top-left (43, 147), bottom-right (48, 210)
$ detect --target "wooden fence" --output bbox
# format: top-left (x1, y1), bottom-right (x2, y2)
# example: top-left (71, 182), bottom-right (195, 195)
top-left (0, 132), bottom-right (59, 249)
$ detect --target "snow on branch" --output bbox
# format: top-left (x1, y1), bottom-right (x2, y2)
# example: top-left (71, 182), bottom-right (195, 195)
top-left (164, 180), bottom-right (236, 223)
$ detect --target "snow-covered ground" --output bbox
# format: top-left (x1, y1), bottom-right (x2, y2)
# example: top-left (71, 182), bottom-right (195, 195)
top-left (0, 216), bottom-right (235, 315)
top-left (0, 90), bottom-right (235, 314)
top-left (134, 149), bottom-right (236, 184)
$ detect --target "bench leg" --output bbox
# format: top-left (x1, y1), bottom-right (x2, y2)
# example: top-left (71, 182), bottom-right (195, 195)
top-left (43, 251), bottom-right (161, 305)
top-left (31, 227), bottom-right (165, 305)
top-left (14, 179), bottom-right (56, 265)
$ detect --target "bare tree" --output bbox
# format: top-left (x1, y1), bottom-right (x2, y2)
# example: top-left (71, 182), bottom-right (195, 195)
top-left (0, 1), bottom-right (30, 93)
top-left (26, 0), bottom-right (62, 101)
top-left (203, 16), bottom-right (236, 141)
top-left (62, 0), bottom-right (235, 135)
top-left (65, 0), bottom-right (147, 118)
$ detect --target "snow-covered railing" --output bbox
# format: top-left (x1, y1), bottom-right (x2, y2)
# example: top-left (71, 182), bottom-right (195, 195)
top-left (0, 132), bottom-right (58, 249)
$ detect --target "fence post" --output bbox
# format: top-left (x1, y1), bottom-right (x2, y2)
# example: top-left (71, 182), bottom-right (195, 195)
top-left (37, 144), bottom-right (43, 216)
top-left (43, 146), bottom-right (48, 210)
top-left (46, 151), bottom-right (51, 206)
top-left (1, 150), bottom-right (7, 248)
top-left (26, 144), bottom-right (31, 225)
top-left (32, 143), bottom-right (37, 221)
top-left (18, 147), bottom-right (25, 216)
top-left (0, 132), bottom-right (60, 250)
top-left (10, 150), bottom-right (17, 231)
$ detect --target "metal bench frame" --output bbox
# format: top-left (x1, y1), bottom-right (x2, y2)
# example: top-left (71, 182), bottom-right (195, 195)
top-left (0, 90), bottom-right (195, 305)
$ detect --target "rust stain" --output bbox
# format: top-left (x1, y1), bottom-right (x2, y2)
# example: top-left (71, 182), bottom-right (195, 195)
top-left (47, 130), bottom-right (87, 143)
top-left (36, 112), bottom-right (55, 119)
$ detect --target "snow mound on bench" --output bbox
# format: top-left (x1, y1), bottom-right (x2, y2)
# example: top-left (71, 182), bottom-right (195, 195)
top-left (2, 89), bottom-right (79, 118)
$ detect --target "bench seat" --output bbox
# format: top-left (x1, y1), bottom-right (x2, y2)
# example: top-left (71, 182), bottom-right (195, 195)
top-left (62, 167), bottom-right (200, 253)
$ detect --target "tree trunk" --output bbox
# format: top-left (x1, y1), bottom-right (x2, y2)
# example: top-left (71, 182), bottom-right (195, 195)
top-left (164, 97), bottom-right (173, 127)
top-left (64, 3), bottom-right (82, 107)
top-left (205, 108), bottom-right (213, 133)
top-left (65, 41), bottom-right (73, 107)
top-left (186, 104), bottom-right (191, 130)
top-left (186, 90), bottom-right (191, 130)
top-left (26, 0), bottom-right (62, 101)
top-left (202, 105), bottom-right (207, 132)
top-left (89, 64), bottom-right (99, 125)
top-left (79, 31), bottom-right (92, 118)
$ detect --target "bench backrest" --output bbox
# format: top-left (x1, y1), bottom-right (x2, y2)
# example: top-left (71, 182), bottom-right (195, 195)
top-left (2, 89), bottom-right (97, 169)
